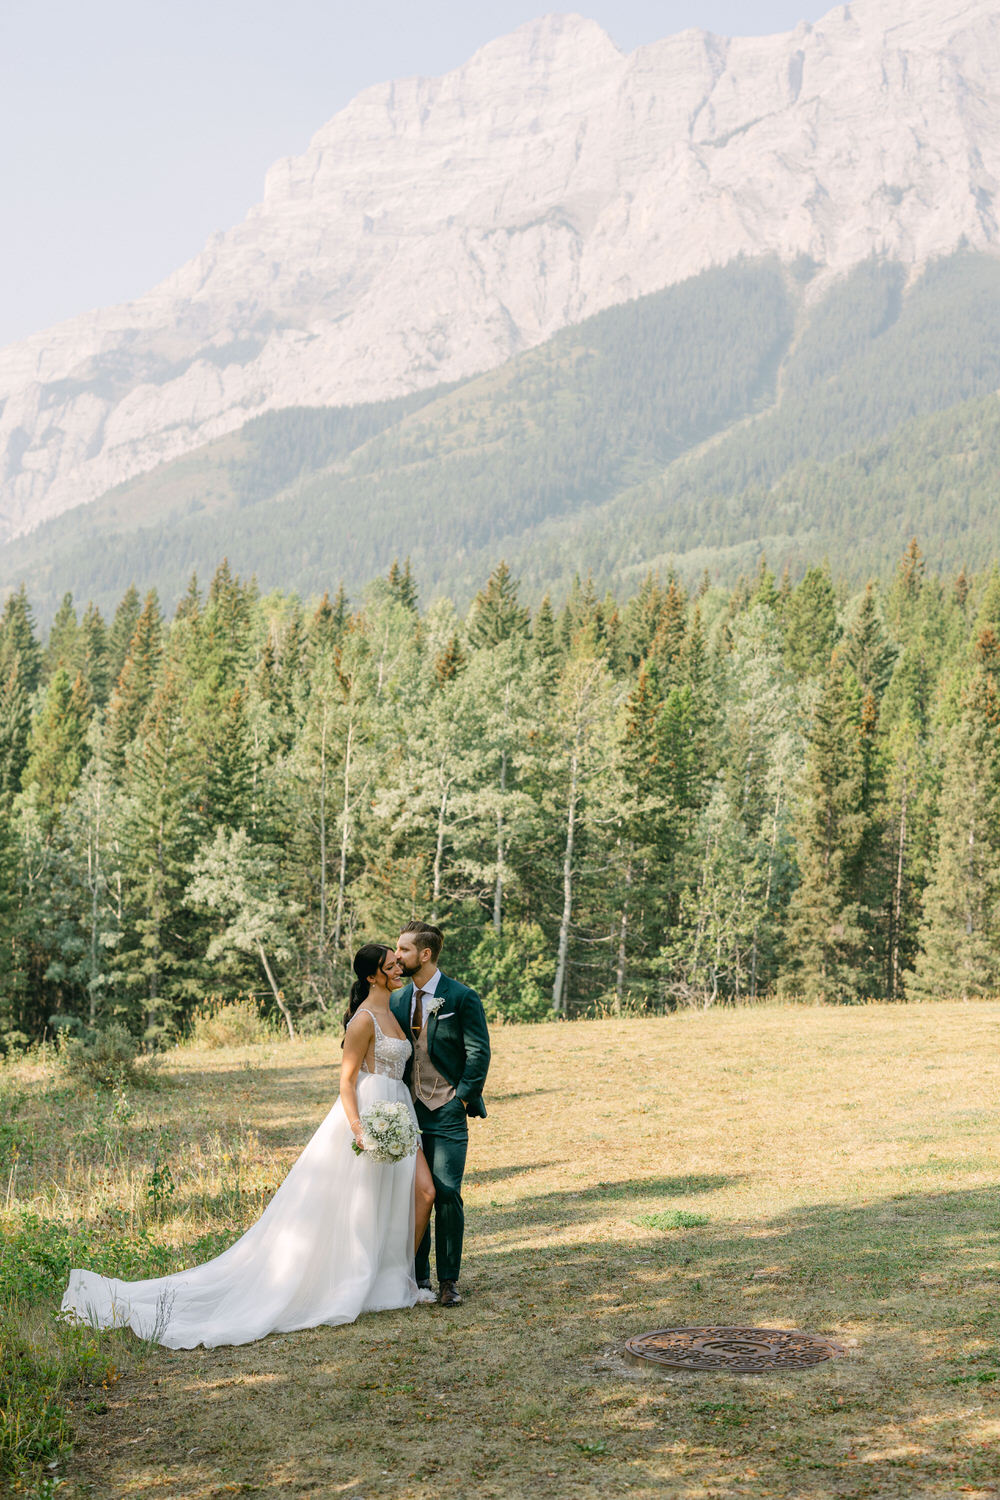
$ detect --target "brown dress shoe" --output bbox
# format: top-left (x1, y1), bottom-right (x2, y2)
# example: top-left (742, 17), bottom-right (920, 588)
top-left (438, 1280), bottom-right (463, 1306)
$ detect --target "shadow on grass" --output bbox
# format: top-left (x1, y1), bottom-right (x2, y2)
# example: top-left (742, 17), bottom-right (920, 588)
top-left (63, 1186), bottom-right (1000, 1500)
top-left (488, 1087), bottom-right (560, 1103)
top-left (466, 1162), bottom-right (562, 1185)
top-left (469, 1180), bottom-right (1000, 1330)
top-left (482, 1174), bottom-right (743, 1227)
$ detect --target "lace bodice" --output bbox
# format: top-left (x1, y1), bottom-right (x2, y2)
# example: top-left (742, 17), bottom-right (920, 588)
top-left (358, 1010), bottom-right (411, 1082)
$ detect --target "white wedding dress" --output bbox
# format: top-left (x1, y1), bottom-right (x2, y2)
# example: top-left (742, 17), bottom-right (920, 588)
top-left (61, 1012), bottom-right (428, 1349)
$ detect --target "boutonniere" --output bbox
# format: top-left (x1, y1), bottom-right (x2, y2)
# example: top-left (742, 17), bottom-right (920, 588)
top-left (424, 996), bottom-right (444, 1018)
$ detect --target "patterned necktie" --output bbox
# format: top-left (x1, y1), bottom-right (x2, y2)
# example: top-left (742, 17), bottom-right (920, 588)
top-left (412, 988), bottom-right (425, 1033)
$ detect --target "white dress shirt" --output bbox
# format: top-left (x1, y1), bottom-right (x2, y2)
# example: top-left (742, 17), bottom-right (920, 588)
top-left (410, 968), bottom-right (441, 1024)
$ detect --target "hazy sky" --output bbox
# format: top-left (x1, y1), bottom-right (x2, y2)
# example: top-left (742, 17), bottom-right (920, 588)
top-left (2, 1), bottom-right (833, 347)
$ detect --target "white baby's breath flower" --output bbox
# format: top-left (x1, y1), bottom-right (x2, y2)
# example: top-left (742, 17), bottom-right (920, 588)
top-left (354, 1101), bottom-right (419, 1163)
top-left (423, 996), bottom-right (444, 1017)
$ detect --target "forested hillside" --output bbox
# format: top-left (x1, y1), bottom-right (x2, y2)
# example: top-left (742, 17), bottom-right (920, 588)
top-left (2, 541), bottom-right (999, 1054)
top-left (8, 249), bottom-right (1000, 625)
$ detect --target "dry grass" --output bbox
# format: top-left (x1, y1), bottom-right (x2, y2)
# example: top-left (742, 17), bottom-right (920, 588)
top-left (3, 1001), bottom-right (1000, 1499)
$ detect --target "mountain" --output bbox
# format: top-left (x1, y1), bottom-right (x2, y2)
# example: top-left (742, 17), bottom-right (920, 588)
top-left (6, 247), bottom-right (1000, 623)
top-left (4, 0), bottom-right (1000, 544)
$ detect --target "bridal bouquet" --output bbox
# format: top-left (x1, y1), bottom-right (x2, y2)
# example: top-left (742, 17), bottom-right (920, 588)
top-left (352, 1101), bottom-right (419, 1163)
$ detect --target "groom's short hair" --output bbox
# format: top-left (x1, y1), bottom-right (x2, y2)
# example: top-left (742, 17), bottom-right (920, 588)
top-left (400, 920), bottom-right (444, 963)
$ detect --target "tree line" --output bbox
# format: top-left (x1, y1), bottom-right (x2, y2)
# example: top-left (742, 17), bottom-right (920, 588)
top-left (0, 539), bottom-right (998, 1048)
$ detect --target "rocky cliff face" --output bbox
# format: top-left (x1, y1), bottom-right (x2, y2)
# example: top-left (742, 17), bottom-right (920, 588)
top-left (3, 0), bottom-right (1000, 538)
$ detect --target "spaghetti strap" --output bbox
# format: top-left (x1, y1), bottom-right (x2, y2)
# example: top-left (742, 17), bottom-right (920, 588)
top-left (357, 1008), bottom-right (384, 1037)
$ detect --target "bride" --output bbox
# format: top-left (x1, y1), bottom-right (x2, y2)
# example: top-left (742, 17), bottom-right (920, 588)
top-left (61, 944), bottom-right (436, 1348)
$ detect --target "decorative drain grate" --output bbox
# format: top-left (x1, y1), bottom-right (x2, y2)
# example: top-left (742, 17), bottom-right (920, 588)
top-left (625, 1326), bottom-right (845, 1374)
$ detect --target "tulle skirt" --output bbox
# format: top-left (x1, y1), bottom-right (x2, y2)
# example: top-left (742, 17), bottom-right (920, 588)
top-left (61, 1072), bottom-right (422, 1349)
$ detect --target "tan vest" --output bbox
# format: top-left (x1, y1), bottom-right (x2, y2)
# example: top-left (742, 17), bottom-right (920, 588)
top-left (412, 1023), bottom-right (456, 1110)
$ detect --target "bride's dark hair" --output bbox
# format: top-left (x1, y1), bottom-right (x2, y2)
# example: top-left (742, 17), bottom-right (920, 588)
top-left (342, 943), bottom-right (393, 1037)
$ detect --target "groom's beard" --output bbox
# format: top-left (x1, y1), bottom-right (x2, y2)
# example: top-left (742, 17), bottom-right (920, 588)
top-left (399, 961), bottom-right (419, 977)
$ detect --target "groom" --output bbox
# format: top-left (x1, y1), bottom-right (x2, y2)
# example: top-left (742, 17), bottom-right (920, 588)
top-left (392, 920), bottom-right (491, 1307)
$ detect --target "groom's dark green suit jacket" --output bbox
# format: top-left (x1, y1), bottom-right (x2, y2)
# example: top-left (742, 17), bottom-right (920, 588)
top-left (391, 974), bottom-right (491, 1119)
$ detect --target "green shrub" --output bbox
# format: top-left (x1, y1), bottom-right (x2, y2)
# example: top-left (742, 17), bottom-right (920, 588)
top-left (0, 1313), bottom-right (72, 1485)
top-left (188, 997), bottom-right (275, 1049)
top-left (470, 922), bottom-right (556, 1024)
top-left (0, 1214), bottom-right (180, 1306)
top-left (60, 1023), bottom-right (142, 1090)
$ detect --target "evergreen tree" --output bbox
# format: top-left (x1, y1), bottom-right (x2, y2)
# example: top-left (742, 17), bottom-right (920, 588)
top-left (386, 558), bottom-right (419, 613)
top-left (648, 578), bottom-right (688, 682)
top-left (308, 590), bottom-right (347, 656)
top-left (107, 590), bottom-right (163, 768)
top-left (557, 573), bottom-right (605, 654)
top-left (531, 595), bottom-right (558, 670)
top-left (0, 586), bottom-right (43, 696)
top-left (0, 659), bottom-right (33, 810)
top-left (115, 672), bottom-right (196, 1042)
top-left (621, 572), bottom-right (664, 667)
top-left (434, 634), bottom-right (466, 686)
top-left (45, 593), bottom-right (79, 679)
top-left (842, 583), bottom-right (897, 700)
top-left (79, 602), bottom-right (111, 709)
top-left (21, 669), bottom-right (90, 832)
top-left (0, 587), bottom-right (42, 808)
top-left (107, 584), bottom-right (141, 686)
top-left (782, 661), bottom-right (869, 1001)
top-left (174, 573), bottom-right (201, 624)
top-left (783, 564), bottom-right (840, 678)
top-left (908, 630), bottom-right (1000, 998)
top-left (0, 809), bottom-right (30, 1042)
top-left (467, 561), bottom-right (530, 648)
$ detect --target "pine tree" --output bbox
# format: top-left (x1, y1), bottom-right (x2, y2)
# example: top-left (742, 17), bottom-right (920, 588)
top-left (107, 585), bottom-right (141, 685)
top-left (783, 564), bottom-right (840, 678)
top-left (107, 591), bottom-right (163, 768)
top-left (278, 609), bottom-right (306, 711)
top-left (467, 561), bottom-right (530, 649)
top-left (188, 685), bottom-right (257, 843)
top-left (908, 630), bottom-right (1000, 998)
top-left (954, 568), bottom-right (971, 612)
top-left (434, 634), bottom-right (466, 685)
top-left (21, 669), bottom-right (91, 832)
top-left (174, 573), bottom-right (202, 624)
top-left (621, 572), bottom-right (664, 666)
top-left (115, 671), bottom-right (197, 1041)
top-left (749, 556), bottom-right (779, 612)
top-left (45, 593), bottom-right (79, 679)
top-left (0, 660), bottom-right (33, 810)
top-left (0, 587), bottom-right (42, 808)
top-left (887, 538), bottom-right (927, 637)
top-left (0, 808), bottom-right (30, 1042)
top-left (782, 661), bottom-right (869, 1001)
top-left (308, 592), bottom-right (339, 656)
top-left (611, 660), bottom-right (673, 1007)
top-left (843, 584), bottom-right (897, 700)
top-left (79, 602), bottom-right (110, 709)
top-left (387, 558), bottom-right (419, 613)
top-left (531, 595), bottom-right (558, 671)
top-left (648, 578), bottom-right (688, 683)
top-left (557, 574), bottom-right (603, 654)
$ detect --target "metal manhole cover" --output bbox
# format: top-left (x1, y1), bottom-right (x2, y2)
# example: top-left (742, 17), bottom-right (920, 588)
top-left (625, 1326), bottom-right (845, 1374)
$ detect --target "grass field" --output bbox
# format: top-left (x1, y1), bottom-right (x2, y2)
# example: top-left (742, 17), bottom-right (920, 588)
top-left (2, 1002), bottom-right (1000, 1499)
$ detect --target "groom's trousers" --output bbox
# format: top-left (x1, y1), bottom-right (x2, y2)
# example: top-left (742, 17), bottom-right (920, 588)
top-left (415, 1096), bottom-right (468, 1284)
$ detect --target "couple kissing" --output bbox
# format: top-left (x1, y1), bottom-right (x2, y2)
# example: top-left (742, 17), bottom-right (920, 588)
top-left (61, 919), bottom-right (491, 1347)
